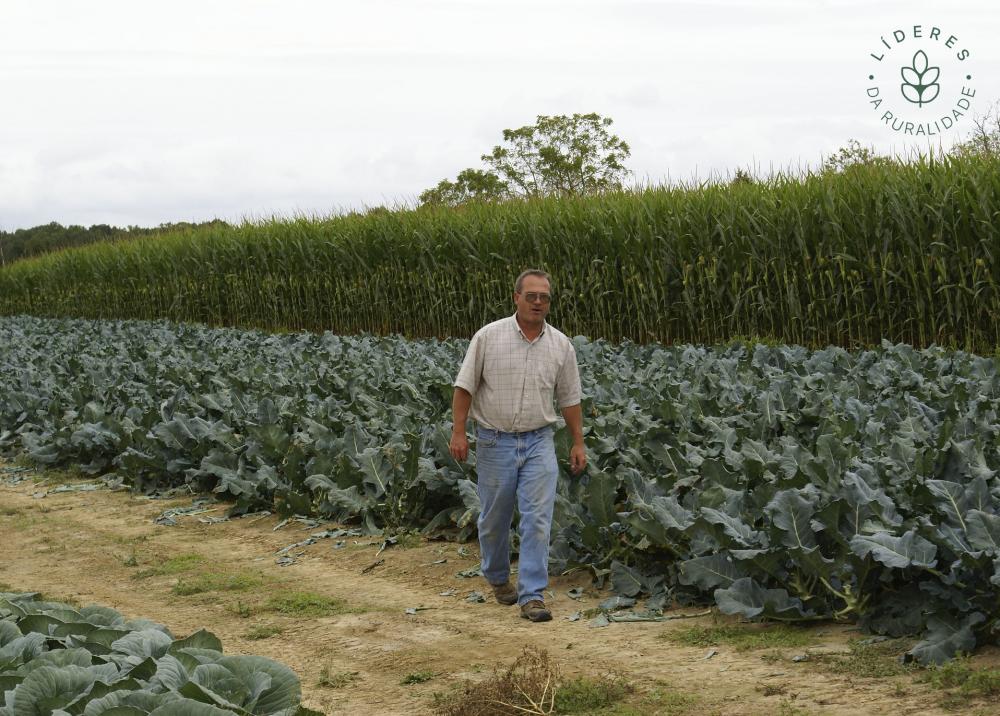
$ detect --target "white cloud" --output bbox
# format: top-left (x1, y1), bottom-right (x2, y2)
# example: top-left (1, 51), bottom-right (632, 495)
top-left (1, 0), bottom-right (998, 229)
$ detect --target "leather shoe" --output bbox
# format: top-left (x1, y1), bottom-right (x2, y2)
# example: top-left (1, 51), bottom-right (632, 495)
top-left (519, 600), bottom-right (552, 622)
top-left (490, 581), bottom-right (517, 605)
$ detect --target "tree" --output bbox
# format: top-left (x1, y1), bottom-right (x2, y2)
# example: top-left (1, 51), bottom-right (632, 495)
top-left (418, 168), bottom-right (512, 208)
top-left (420, 113), bottom-right (631, 207)
top-left (482, 112), bottom-right (631, 198)
top-left (729, 168), bottom-right (756, 186)
top-left (950, 100), bottom-right (1000, 158)
top-left (822, 139), bottom-right (895, 173)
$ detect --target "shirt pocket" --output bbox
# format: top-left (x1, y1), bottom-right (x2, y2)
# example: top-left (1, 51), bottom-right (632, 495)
top-left (535, 355), bottom-right (560, 393)
top-left (484, 345), bottom-right (509, 382)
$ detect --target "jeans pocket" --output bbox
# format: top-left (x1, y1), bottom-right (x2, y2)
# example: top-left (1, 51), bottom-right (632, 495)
top-left (476, 428), bottom-right (498, 448)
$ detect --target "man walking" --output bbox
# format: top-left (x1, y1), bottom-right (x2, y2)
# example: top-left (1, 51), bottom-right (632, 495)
top-left (449, 269), bottom-right (586, 622)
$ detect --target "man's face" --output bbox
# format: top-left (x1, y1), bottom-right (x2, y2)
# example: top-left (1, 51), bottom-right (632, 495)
top-left (513, 275), bottom-right (552, 328)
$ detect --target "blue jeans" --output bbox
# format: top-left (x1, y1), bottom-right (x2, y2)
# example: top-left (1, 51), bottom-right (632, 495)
top-left (475, 424), bottom-right (558, 606)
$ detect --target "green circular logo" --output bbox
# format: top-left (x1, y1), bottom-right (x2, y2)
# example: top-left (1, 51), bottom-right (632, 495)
top-left (865, 24), bottom-right (976, 136)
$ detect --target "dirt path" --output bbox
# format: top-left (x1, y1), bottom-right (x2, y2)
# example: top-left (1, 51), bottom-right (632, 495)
top-left (0, 463), bottom-right (982, 716)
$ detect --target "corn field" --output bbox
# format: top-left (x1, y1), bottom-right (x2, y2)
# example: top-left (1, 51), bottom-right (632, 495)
top-left (1, 152), bottom-right (999, 350)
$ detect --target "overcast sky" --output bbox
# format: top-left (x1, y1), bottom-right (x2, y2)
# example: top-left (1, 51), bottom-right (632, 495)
top-left (1, 0), bottom-right (998, 230)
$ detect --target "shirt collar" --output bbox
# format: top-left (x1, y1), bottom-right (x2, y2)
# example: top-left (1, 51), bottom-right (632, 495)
top-left (511, 313), bottom-right (546, 340)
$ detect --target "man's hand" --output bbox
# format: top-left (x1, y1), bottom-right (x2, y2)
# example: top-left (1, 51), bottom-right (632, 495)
top-left (450, 388), bottom-right (472, 463)
top-left (450, 431), bottom-right (469, 463)
top-left (561, 403), bottom-right (587, 475)
top-left (569, 443), bottom-right (587, 475)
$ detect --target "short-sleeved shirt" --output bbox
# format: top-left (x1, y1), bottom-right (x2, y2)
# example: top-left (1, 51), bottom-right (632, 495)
top-left (454, 314), bottom-right (582, 432)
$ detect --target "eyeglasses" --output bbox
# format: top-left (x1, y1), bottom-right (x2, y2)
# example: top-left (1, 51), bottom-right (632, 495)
top-left (520, 292), bottom-right (551, 304)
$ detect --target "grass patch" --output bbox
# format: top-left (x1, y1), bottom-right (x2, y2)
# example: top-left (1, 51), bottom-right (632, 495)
top-left (583, 681), bottom-right (703, 716)
top-left (434, 646), bottom-right (557, 714)
top-left (434, 646), bottom-right (635, 715)
top-left (242, 623), bottom-right (285, 640)
top-left (0, 506), bottom-right (22, 517)
top-left (10, 455), bottom-right (33, 469)
top-left (813, 639), bottom-right (911, 679)
top-left (6, 513), bottom-right (38, 530)
top-left (554, 675), bottom-right (632, 713)
top-left (172, 570), bottom-right (262, 596)
top-left (132, 553), bottom-right (205, 580)
top-left (317, 667), bottom-right (360, 688)
top-left (393, 531), bottom-right (423, 549)
top-left (662, 623), bottom-right (815, 652)
top-left (228, 600), bottom-right (255, 619)
top-left (401, 670), bottom-right (435, 685)
top-left (263, 591), bottom-right (358, 618)
top-left (776, 701), bottom-right (813, 716)
top-left (594, 687), bottom-right (704, 716)
top-left (921, 656), bottom-right (1000, 710)
top-left (36, 467), bottom-right (88, 484)
top-left (37, 533), bottom-right (67, 553)
top-left (33, 591), bottom-right (81, 607)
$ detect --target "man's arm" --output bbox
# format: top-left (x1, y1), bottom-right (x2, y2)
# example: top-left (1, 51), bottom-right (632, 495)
top-left (450, 330), bottom-right (485, 463)
top-left (561, 402), bottom-right (586, 475)
top-left (450, 387), bottom-right (473, 462)
top-left (555, 342), bottom-right (585, 475)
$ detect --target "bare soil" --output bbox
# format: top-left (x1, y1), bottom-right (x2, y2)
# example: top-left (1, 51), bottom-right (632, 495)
top-left (0, 462), bottom-right (993, 716)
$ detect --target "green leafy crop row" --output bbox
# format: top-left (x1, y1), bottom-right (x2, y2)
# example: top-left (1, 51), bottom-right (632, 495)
top-left (0, 591), bottom-right (318, 715)
top-left (2, 315), bottom-right (1000, 663)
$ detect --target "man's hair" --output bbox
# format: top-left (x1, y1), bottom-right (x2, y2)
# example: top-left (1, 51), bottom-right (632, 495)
top-left (514, 269), bottom-right (551, 294)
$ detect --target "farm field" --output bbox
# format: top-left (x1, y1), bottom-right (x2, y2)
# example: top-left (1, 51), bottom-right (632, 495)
top-left (5, 316), bottom-right (1000, 662)
top-left (5, 315), bottom-right (1000, 713)
top-left (2, 152), bottom-right (1000, 351)
top-left (3, 460), bottom-right (997, 716)
top-left (0, 584), bottom-right (316, 716)
top-left (5, 5), bottom-right (1000, 715)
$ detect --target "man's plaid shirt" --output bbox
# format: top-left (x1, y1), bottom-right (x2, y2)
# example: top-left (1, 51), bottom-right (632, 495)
top-left (454, 314), bottom-right (582, 433)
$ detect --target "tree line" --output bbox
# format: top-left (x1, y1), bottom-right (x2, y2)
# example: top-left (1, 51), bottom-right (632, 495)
top-left (419, 103), bottom-right (1000, 205)
top-left (0, 220), bottom-right (229, 266)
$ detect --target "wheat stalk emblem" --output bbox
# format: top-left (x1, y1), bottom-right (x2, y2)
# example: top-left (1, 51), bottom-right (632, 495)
top-left (900, 50), bottom-right (940, 107)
